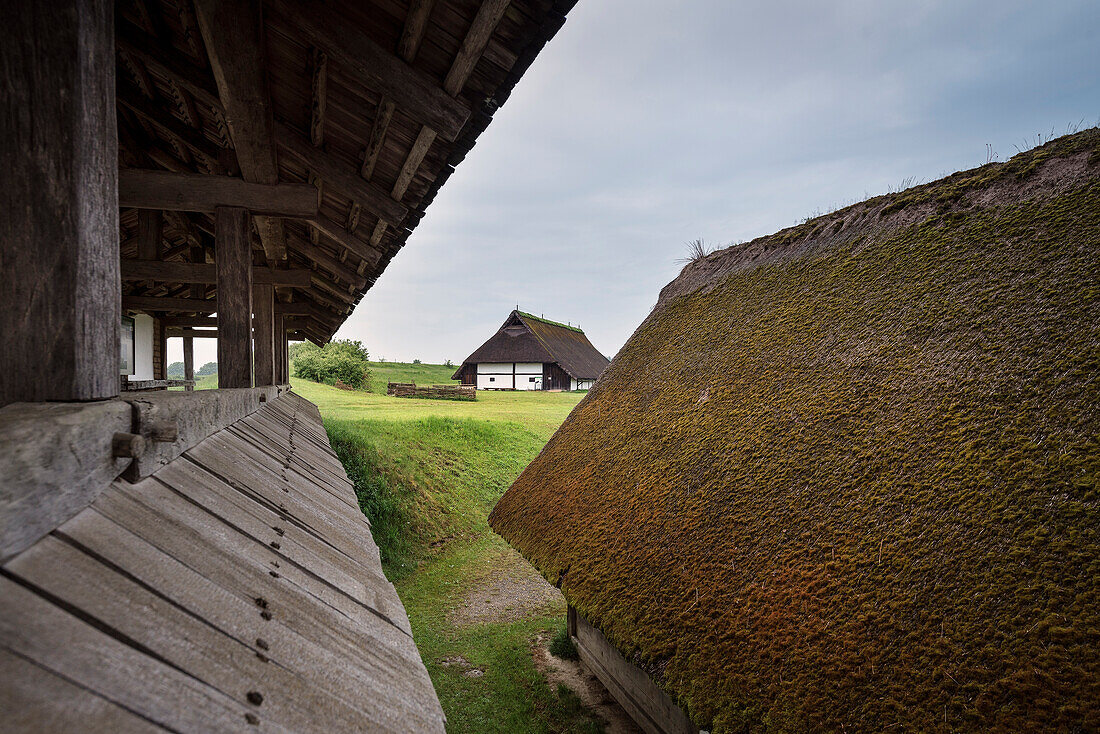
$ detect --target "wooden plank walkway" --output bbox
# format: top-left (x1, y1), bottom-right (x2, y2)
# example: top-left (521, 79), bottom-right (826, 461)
top-left (0, 392), bottom-right (444, 732)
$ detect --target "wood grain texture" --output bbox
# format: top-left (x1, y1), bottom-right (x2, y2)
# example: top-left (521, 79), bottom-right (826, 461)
top-left (307, 214), bottom-right (385, 266)
top-left (0, 393), bottom-right (445, 729)
top-left (398, 0), bottom-right (436, 62)
top-left (193, 0), bottom-right (286, 260)
top-left (443, 0), bottom-right (511, 96)
top-left (268, 0), bottom-right (468, 141)
top-left (0, 400), bottom-right (132, 562)
top-left (121, 259), bottom-right (311, 287)
top-left (215, 206), bottom-right (253, 388)
top-left (573, 611), bottom-right (696, 734)
top-left (276, 122), bottom-right (408, 225)
top-left (0, 0), bottom-right (119, 405)
top-left (253, 283), bottom-right (275, 386)
top-left (119, 169), bottom-right (318, 216)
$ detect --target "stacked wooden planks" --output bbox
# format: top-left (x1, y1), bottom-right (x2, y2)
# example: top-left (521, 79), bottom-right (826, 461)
top-left (0, 391), bottom-right (444, 732)
top-left (387, 382), bottom-right (476, 401)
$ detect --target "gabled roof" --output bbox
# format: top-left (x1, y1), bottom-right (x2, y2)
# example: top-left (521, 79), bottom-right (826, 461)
top-left (115, 0), bottom-right (578, 345)
top-left (455, 310), bottom-right (609, 380)
top-left (489, 130), bottom-right (1100, 732)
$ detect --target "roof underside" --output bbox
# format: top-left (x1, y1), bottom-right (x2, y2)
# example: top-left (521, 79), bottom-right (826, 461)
top-left (116, 0), bottom-right (575, 344)
top-left (458, 310), bottom-right (609, 379)
top-left (3, 392), bottom-right (445, 731)
top-left (489, 131), bottom-right (1100, 732)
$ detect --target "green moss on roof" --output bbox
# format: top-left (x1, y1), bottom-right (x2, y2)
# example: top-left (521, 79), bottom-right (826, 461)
top-left (490, 130), bottom-right (1100, 732)
top-left (517, 311), bottom-right (585, 333)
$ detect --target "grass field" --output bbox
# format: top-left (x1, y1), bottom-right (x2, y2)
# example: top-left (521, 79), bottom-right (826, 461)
top-left (291, 370), bottom-right (602, 732)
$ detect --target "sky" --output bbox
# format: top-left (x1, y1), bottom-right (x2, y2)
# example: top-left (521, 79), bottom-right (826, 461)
top-left (174, 0), bottom-right (1100, 368)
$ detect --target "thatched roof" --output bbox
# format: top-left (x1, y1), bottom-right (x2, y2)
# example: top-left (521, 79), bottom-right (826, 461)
top-left (116, 0), bottom-right (576, 344)
top-left (490, 130), bottom-right (1100, 731)
top-left (455, 310), bottom-right (609, 379)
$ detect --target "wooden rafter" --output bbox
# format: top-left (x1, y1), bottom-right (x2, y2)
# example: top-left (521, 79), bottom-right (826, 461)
top-left (276, 122), bottom-right (408, 225)
top-left (310, 48), bottom-right (327, 147)
top-left (306, 215), bottom-right (384, 266)
top-left (193, 0), bottom-right (287, 261)
top-left (117, 22), bottom-right (221, 110)
top-left (444, 0), bottom-right (511, 97)
top-left (398, 0), bottom-right (436, 62)
top-left (360, 98), bottom-right (395, 181)
top-left (267, 0), bottom-right (469, 142)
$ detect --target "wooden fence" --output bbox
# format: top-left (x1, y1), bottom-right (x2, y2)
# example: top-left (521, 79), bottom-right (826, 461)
top-left (387, 382), bottom-right (476, 401)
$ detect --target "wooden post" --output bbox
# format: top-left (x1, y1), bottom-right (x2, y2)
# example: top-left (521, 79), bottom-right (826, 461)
top-left (187, 243), bottom-right (203, 392)
top-left (0, 0), bottom-right (118, 406)
top-left (253, 283), bottom-right (274, 386)
top-left (183, 337), bottom-right (194, 391)
top-left (215, 206), bottom-right (252, 388)
top-left (273, 312), bottom-right (287, 384)
top-left (137, 210), bottom-right (163, 260)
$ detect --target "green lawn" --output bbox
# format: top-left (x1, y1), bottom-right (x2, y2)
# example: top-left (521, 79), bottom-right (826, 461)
top-left (292, 373), bottom-right (601, 732)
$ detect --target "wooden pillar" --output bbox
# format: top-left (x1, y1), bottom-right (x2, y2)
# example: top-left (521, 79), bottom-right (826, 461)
top-left (0, 0), bottom-right (118, 406)
top-left (253, 283), bottom-right (274, 386)
top-left (215, 206), bottom-right (252, 388)
top-left (273, 312), bottom-right (287, 384)
top-left (137, 210), bottom-right (163, 260)
top-left (183, 337), bottom-right (194, 391)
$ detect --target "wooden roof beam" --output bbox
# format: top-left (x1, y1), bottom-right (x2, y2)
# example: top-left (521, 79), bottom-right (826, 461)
top-left (306, 214), bottom-right (384, 267)
top-left (286, 237), bottom-right (367, 290)
top-left (275, 122), bottom-right (408, 226)
top-left (116, 21), bottom-right (222, 110)
top-left (123, 295), bottom-right (217, 312)
top-left (120, 169), bottom-right (318, 217)
top-left (444, 0), bottom-right (512, 97)
top-left (266, 0), bottom-right (469, 141)
top-left (398, 0), bottom-right (436, 62)
top-left (121, 259), bottom-right (312, 287)
top-left (194, 0), bottom-right (287, 261)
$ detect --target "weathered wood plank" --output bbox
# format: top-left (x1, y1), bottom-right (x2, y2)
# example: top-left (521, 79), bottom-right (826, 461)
top-left (121, 385), bottom-right (284, 480)
top-left (119, 169), bottom-right (318, 216)
top-left (0, 576), bottom-right (271, 732)
top-left (268, 0), bottom-right (468, 141)
top-left (0, 0), bottom-right (118, 405)
top-left (194, 0), bottom-right (286, 260)
top-left (361, 97), bottom-right (395, 181)
top-left (215, 206), bottom-right (253, 388)
top-left (8, 534), bottom-right (406, 733)
top-left (0, 648), bottom-right (157, 733)
top-left (58, 507), bottom-right (444, 730)
top-left (275, 123), bottom-right (408, 225)
top-left (121, 259), bottom-right (312, 287)
top-left (573, 610), bottom-right (696, 734)
top-left (0, 400), bottom-right (132, 562)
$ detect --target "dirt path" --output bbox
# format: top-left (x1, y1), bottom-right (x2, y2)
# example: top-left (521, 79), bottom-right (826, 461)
top-left (450, 545), bottom-right (641, 733)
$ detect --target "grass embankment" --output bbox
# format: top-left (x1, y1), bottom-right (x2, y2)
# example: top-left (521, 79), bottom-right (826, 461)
top-left (292, 375), bottom-right (602, 732)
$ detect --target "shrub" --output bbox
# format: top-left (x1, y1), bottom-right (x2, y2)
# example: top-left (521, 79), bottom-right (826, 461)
top-left (196, 361), bottom-right (217, 376)
top-left (167, 361), bottom-right (184, 377)
top-left (549, 628), bottom-right (578, 661)
top-left (292, 339), bottom-right (371, 388)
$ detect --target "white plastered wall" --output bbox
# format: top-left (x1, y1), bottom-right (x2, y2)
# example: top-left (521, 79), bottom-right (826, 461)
top-left (129, 313), bottom-right (155, 381)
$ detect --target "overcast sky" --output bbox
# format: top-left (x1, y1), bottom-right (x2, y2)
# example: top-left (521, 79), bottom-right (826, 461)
top-left (177, 0), bottom-right (1099, 368)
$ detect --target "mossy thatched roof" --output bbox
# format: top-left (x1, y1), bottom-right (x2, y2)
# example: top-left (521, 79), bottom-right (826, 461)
top-left (489, 130), bottom-right (1100, 732)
